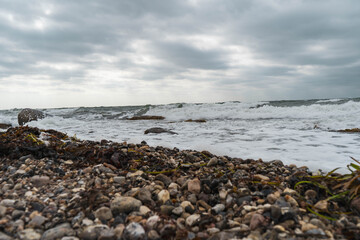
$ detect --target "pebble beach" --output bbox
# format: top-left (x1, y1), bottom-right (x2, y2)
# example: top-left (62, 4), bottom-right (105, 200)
top-left (1, 126), bottom-right (360, 240)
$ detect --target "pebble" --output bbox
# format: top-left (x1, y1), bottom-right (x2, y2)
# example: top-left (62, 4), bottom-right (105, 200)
top-left (30, 176), bottom-right (50, 187)
top-left (188, 178), bottom-right (201, 194)
top-left (211, 204), bottom-right (225, 214)
top-left (250, 214), bottom-right (266, 230)
top-left (253, 174), bottom-right (270, 181)
top-left (79, 224), bottom-right (109, 240)
top-left (41, 223), bottom-right (75, 240)
top-left (207, 157), bottom-right (218, 166)
top-left (172, 206), bottom-right (184, 216)
top-left (113, 176), bottom-right (126, 184)
top-left (122, 222), bottom-right (146, 240)
top-left (110, 196), bottom-right (142, 214)
top-left (186, 214), bottom-right (200, 227)
top-left (18, 228), bottom-right (41, 240)
top-left (157, 190), bottom-right (170, 203)
top-left (94, 207), bottom-right (113, 221)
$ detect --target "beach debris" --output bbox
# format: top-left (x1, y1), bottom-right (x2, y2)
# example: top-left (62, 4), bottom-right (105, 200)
top-left (184, 119), bottom-right (207, 123)
top-left (18, 108), bottom-right (45, 125)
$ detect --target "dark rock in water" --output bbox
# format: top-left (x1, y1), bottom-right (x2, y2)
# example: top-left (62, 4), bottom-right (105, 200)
top-left (144, 128), bottom-right (177, 135)
top-left (0, 123), bottom-right (12, 129)
top-left (184, 119), bottom-right (207, 123)
top-left (18, 108), bottom-right (45, 125)
top-left (128, 115), bottom-right (165, 120)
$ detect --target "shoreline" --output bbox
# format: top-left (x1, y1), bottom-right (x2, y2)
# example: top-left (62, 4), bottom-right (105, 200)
top-left (0, 126), bottom-right (359, 239)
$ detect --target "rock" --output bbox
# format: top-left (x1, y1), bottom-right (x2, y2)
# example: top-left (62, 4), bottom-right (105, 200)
top-left (146, 215), bottom-right (161, 230)
top-left (351, 197), bottom-right (360, 214)
top-left (139, 205), bottom-right (151, 215)
top-left (128, 115), bottom-right (165, 120)
top-left (79, 224), bottom-right (109, 240)
top-left (31, 175), bottom-right (50, 187)
top-left (300, 221), bottom-right (318, 232)
top-left (113, 176), bottom-right (126, 184)
top-left (186, 214), bottom-right (200, 227)
top-left (168, 183), bottom-right (179, 196)
top-left (253, 174), bottom-right (270, 181)
top-left (144, 127), bottom-right (177, 135)
top-left (110, 196), bottom-right (142, 214)
top-left (28, 215), bottom-right (47, 228)
top-left (305, 189), bottom-right (317, 201)
top-left (207, 157), bottom-right (218, 166)
top-left (250, 213), bottom-right (265, 230)
top-left (0, 231), bottom-right (13, 240)
top-left (0, 199), bottom-right (16, 207)
top-left (0, 123), bottom-right (11, 129)
top-left (148, 230), bottom-right (160, 240)
top-left (41, 223), bottom-right (75, 240)
top-left (122, 222), bottom-right (146, 240)
top-left (314, 200), bottom-right (328, 212)
top-left (0, 205), bottom-right (7, 217)
top-left (61, 237), bottom-right (80, 240)
top-left (157, 190), bottom-right (170, 203)
top-left (211, 204), bottom-right (225, 214)
top-left (155, 174), bottom-right (172, 186)
top-left (18, 108), bottom-right (45, 125)
top-left (137, 188), bottom-right (153, 205)
top-left (180, 201), bottom-right (195, 214)
top-left (18, 228), bottom-right (41, 240)
top-left (188, 178), bottom-right (201, 194)
top-left (184, 119), bottom-right (206, 123)
top-left (94, 207), bottom-right (113, 221)
top-left (160, 205), bottom-right (175, 215)
top-left (172, 206), bottom-right (184, 216)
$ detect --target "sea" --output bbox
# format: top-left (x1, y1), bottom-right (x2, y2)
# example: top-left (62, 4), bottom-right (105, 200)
top-left (1, 98), bottom-right (360, 173)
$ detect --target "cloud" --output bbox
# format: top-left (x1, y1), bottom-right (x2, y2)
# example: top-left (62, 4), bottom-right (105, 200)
top-left (0, 0), bottom-right (359, 108)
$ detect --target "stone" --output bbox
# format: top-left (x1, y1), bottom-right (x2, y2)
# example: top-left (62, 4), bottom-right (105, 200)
top-left (129, 115), bottom-right (165, 120)
top-left (30, 176), bottom-right (50, 187)
top-left (137, 188), bottom-right (153, 204)
top-left (300, 221), bottom-right (318, 232)
top-left (351, 197), bottom-right (360, 213)
top-left (79, 224), bottom-right (109, 240)
top-left (168, 183), bottom-right (179, 196)
top-left (41, 223), bottom-right (75, 240)
top-left (207, 157), bottom-right (218, 166)
top-left (94, 207), bottom-right (113, 221)
top-left (188, 178), bottom-right (201, 194)
top-left (285, 195), bottom-right (298, 207)
top-left (211, 204), bottom-right (225, 214)
top-left (157, 190), bottom-right (170, 204)
top-left (160, 205), bottom-right (175, 215)
top-left (0, 123), bottom-right (12, 129)
top-left (253, 174), bottom-right (270, 181)
top-left (18, 108), bottom-right (45, 125)
top-left (186, 214), bottom-right (200, 227)
top-left (155, 174), bottom-right (172, 186)
top-left (148, 230), bottom-right (160, 240)
top-left (180, 201), bottom-right (195, 214)
top-left (28, 215), bottom-right (47, 228)
top-left (61, 237), bottom-right (79, 240)
top-left (172, 206), bottom-right (184, 216)
top-left (98, 229), bottom-right (116, 240)
top-left (139, 205), bottom-right (151, 215)
top-left (314, 200), bottom-right (328, 212)
top-left (110, 196), bottom-right (142, 214)
top-left (18, 228), bottom-right (41, 240)
top-left (144, 128), bottom-right (177, 135)
top-left (122, 222), bottom-right (146, 240)
top-left (113, 176), bottom-right (126, 184)
top-left (0, 199), bottom-right (16, 207)
top-left (146, 215), bottom-right (161, 230)
top-left (0, 231), bottom-right (13, 240)
top-left (250, 213), bottom-right (265, 230)
top-left (0, 205), bottom-right (7, 217)
top-left (305, 189), bottom-right (317, 201)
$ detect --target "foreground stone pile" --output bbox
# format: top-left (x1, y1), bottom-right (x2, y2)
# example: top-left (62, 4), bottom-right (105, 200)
top-left (0, 127), bottom-right (359, 239)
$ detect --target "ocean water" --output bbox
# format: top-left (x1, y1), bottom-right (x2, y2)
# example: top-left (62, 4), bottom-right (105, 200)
top-left (1, 98), bottom-right (360, 173)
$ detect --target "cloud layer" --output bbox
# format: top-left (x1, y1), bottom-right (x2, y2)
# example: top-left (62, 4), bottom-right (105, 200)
top-left (1, 0), bottom-right (359, 108)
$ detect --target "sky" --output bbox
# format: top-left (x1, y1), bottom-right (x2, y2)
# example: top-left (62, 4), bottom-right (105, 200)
top-left (1, 0), bottom-right (360, 109)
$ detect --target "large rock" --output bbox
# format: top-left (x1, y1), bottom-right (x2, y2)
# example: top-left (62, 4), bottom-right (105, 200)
top-left (0, 123), bottom-right (12, 129)
top-left (144, 127), bottom-right (177, 135)
top-left (18, 108), bottom-right (45, 125)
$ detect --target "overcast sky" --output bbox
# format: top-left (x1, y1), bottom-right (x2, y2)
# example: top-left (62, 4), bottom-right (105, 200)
top-left (1, 0), bottom-right (359, 109)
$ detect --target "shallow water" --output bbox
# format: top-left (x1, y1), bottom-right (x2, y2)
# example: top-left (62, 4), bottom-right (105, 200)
top-left (1, 98), bottom-right (360, 173)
